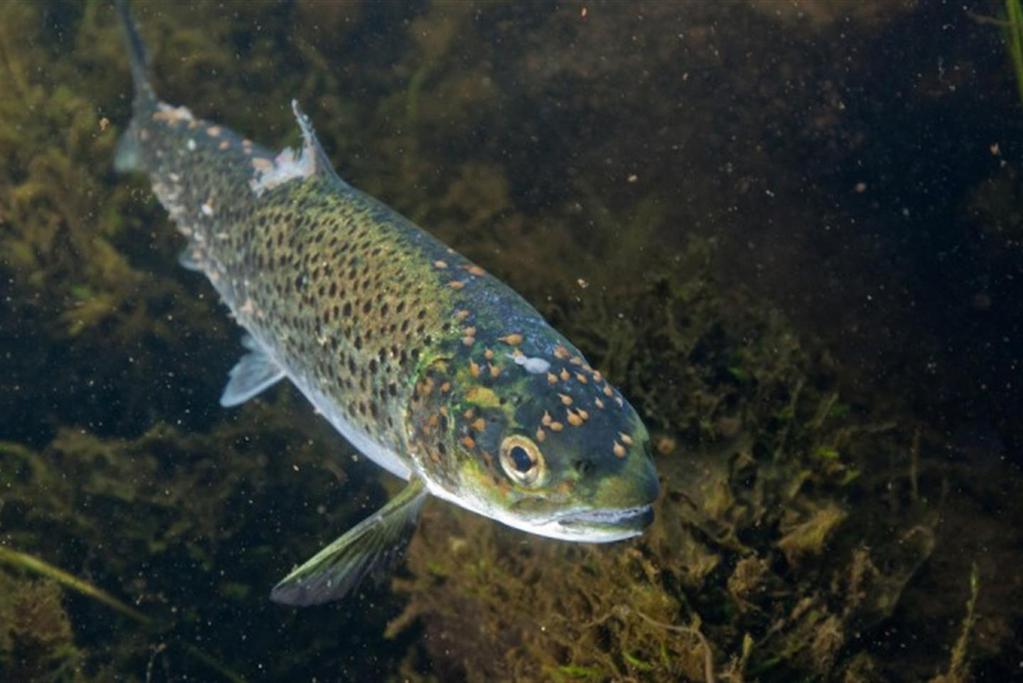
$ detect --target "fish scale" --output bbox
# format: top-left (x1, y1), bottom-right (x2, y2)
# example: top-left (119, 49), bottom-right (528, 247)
top-left (114, 0), bottom-right (659, 606)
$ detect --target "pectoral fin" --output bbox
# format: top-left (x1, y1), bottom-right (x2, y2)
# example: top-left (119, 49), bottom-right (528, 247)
top-left (220, 336), bottom-right (285, 407)
top-left (270, 477), bottom-right (428, 606)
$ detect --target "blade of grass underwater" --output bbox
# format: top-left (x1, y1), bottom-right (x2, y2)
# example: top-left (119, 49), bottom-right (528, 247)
top-left (0, 545), bottom-right (246, 683)
top-left (1008, 0), bottom-right (1023, 104)
top-left (0, 545), bottom-right (152, 625)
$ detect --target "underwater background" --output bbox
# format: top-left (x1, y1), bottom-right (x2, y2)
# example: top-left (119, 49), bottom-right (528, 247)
top-left (2, 0), bottom-right (1023, 680)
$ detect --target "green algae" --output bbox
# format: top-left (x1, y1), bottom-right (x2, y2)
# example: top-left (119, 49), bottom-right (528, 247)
top-left (931, 563), bottom-right (981, 683)
top-left (0, 403), bottom-right (401, 679)
top-left (0, 576), bottom-right (85, 683)
top-left (0, 547), bottom-right (248, 682)
top-left (1007, 0), bottom-right (1023, 105)
top-left (0, 547), bottom-right (151, 627)
top-left (2, 1), bottom-right (1022, 681)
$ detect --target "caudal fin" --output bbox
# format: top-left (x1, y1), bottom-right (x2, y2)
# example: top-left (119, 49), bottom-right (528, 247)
top-left (114, 0), bottom-right (156, 111)
top-left (114, 0), bottom-right (156, 173)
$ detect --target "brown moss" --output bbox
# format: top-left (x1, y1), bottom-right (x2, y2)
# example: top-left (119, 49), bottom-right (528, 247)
top-left (776, 501), bottom-right (848, 567)
top-left (0, 577), bottom-right (83, 682)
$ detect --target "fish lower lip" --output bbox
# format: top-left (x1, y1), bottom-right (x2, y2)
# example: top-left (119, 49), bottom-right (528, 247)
top-left (557, 505), bottom-right (654, 528)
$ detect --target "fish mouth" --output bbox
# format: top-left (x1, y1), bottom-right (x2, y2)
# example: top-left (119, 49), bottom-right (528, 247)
top-left (553, 504), bottom-right (654, 541)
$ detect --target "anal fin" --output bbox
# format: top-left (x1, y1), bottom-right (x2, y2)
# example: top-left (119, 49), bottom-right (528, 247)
top-left (270, 477), bottom-right (428, 606)
top-left (220, 336), bottom-right (285, 407)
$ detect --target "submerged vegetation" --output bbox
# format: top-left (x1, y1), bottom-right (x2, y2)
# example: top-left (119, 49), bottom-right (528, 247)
top-left (2, 1), bottom-right (1022, 681)
top-left (1007, 0), bottom-right (1023, 105)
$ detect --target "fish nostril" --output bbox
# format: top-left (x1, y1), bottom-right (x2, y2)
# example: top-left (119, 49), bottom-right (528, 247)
top-left (574, 459), bottom-right (592, 476)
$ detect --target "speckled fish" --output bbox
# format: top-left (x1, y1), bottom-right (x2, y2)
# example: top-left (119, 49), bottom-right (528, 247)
top-left (114, 1), bottom-right (659, 606)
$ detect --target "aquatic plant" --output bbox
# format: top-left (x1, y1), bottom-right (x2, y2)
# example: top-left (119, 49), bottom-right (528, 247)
top-left (1007, 0), bottom-right (1023, 105)
top-left (2, 1), bottom-right (1022, 681)
top-left (0, 575), bottom-right (81, 682)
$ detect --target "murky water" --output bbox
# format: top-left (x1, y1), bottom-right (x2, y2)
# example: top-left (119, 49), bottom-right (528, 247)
top-left (2, 1), bottom-right (1022, 681)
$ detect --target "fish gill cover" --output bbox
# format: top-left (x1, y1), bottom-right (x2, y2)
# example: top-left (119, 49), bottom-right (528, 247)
top-left (1, 1), bottom-right (1022, 682)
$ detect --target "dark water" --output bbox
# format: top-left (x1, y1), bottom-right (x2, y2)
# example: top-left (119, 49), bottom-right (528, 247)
top-left (2, 1), bottom-right (1022, 681)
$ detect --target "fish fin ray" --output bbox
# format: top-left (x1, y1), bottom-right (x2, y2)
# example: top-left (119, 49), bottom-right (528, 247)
top-left (114, 0), bottom-right (157, 108)
top-left (177, 247), bottom-right (202, 272)
top-left (114, 130), bottom-right (144, 172)
top-left (219, 343), bottom-right (285, 407)
top-left (290, 99), bottom-right (349, 187)
top-left (270, 478), bottom-right (427, 606)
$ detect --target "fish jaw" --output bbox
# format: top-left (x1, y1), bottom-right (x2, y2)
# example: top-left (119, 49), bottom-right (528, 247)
top-left (425, 478), bottom-right (654, 542)
top-left (522, 504), bottom-right (655, 542)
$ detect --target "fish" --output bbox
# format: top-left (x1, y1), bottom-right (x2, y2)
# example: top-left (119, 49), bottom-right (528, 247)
top-left (113, 0), bottom-right (659, 606)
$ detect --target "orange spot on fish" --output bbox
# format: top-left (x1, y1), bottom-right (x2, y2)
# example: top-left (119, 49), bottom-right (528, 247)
top-left (499, 333), bottom-right (523, 346)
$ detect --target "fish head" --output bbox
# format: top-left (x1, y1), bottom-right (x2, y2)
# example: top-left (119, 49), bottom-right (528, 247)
top-left (407, 338), bottom-right (659, 543)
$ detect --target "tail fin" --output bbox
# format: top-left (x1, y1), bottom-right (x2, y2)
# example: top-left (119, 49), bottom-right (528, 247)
top-left (114, 0), bottom-right (155, 172)
top-left (114, 0), bottom-right (156, 110)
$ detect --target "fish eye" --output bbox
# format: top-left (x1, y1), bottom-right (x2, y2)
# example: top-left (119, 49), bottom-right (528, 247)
top-left (510, 446), bottom-right (532, 471)
top-left (499, 435), bottom-right (546, 488)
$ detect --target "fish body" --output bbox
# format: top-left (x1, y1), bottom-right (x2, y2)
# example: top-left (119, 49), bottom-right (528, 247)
top-left (115, 1), bottom-right (659, 605)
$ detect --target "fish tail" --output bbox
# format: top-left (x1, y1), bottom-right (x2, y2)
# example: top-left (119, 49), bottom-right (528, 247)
top-left (113, 0), bottom-right (155, 173)
top-left (114, 0), bottom-right (156, 110)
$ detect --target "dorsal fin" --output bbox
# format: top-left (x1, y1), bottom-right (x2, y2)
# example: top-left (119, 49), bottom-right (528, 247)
top-left (290, 100), bottom-right (348, 188)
